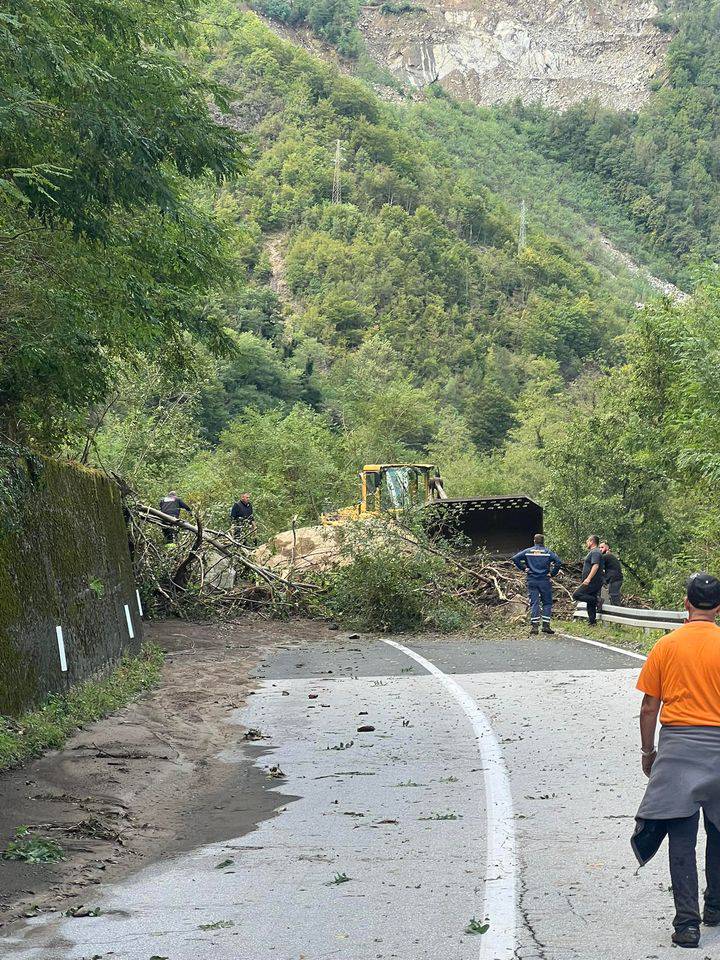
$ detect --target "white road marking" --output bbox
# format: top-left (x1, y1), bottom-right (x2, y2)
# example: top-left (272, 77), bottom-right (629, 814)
top-left (558, 631), bottom-right (647, 662)
top-left (382, 638), bottom-right (517, 960)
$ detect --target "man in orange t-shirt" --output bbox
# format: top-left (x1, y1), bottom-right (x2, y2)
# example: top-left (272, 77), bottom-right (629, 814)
top-left (632, 572), bottom-right (720, 949)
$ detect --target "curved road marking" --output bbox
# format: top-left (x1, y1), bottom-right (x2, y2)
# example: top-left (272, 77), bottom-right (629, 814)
top-left (558, 631), bottom-right (647, 662)
top-left (381, 638), bottom-right (516, 960)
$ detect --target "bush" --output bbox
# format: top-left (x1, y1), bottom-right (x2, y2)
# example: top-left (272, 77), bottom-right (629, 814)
top-left (321, 522), bottom-right (472, 632)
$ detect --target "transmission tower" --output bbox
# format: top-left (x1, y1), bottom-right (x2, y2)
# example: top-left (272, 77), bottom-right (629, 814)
top-left (332, 139), bottom-right (342, 205)
top-left (518, 198), bottom-right (527, 254)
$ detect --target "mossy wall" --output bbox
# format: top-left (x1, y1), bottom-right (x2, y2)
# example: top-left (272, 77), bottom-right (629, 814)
top-left (0, 453), bottom-right (142, 716)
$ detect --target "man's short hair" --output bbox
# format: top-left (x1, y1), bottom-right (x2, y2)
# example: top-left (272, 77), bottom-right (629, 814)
top-left (533, 533), bottom-right (544, 545)
top-left (687, 572), bottom-right (720, 610)
top-left (588, 534), bottom-right (599, 546)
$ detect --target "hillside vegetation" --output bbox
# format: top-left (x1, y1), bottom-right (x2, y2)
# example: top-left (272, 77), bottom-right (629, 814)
top-left (92, 11), bottom-right (633, 524)
top-left (4, 0), bottom-right (720, 604)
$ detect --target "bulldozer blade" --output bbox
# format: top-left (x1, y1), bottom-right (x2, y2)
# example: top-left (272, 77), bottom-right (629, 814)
top-left (424, 495), bottom-right (543, 556)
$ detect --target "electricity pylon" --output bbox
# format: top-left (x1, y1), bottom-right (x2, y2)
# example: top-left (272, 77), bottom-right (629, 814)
top-left (332, 139), bottom-right (342, 205)
top-left (518, 198), bottom-right (527, 254)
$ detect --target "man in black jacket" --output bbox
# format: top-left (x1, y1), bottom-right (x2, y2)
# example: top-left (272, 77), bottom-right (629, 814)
top-left (231, 493), bottom-right (255, 545)
top-left (600, 541), bottom-right (623, 605)
top-left (572, 534), bottom-right (604, 625)
top-left (158, 490), bottom-right (192, 542)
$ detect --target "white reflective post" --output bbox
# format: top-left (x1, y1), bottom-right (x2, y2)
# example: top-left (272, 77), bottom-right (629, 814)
top-left (135, 589), bottom-right (144, 618)
top-left (55, 625), bottom-right (68, 672)
top-left (124, 604), bottom-right (135, 639)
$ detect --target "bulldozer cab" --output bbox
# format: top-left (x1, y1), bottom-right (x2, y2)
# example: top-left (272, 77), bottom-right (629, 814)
top-left (360, 464), bottom-right (436, 514)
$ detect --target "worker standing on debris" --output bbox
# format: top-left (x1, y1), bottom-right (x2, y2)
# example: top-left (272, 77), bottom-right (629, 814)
top-left (632, 573), bottom-right (720, 950)
top-left (600, 541), bottom-right (623, 605)
top-left (573, 534), bottom-right (604, 625)
top-left (158, 490), bottom-right (192, 543)
top-left (231, 492), bottom-right (256, 546)
top-left (512, 533), bottom-right (562, 635)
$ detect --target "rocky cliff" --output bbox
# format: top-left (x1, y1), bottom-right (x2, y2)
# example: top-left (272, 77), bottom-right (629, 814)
top-left (360, 0), bottom-right (670, 110)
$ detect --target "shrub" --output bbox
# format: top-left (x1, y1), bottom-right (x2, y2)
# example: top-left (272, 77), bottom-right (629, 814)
top-left (321, 520), bottom-right (472, 632)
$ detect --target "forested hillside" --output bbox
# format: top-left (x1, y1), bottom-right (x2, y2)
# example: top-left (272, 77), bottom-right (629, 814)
top-left (90, 10), bottom-right (636, 527)
top-left (4, 0), bottom-right (720, 603)
top-left (508, 0), bottom-right (720, 273)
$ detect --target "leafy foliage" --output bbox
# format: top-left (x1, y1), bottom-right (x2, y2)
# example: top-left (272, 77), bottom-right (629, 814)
top-left (3, 828), bottom-right (64, 864)
top-left (0, 0), bottom-right (244, 443)
top-left (319, 520), bottom-right (472, 633)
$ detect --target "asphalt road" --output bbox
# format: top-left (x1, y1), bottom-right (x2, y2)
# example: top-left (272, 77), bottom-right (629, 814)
top-left (4, 629), bottom-right (719, 960)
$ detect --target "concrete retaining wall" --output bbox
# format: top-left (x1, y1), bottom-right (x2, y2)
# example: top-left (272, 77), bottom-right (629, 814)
top-left (0, 453), bottom-right (142, 716)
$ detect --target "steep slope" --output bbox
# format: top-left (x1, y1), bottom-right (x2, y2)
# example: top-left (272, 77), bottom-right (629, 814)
top-left (361, 0), bottom-right (669, 110)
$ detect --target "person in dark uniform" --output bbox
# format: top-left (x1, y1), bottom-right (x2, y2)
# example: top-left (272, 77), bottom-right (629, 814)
top-left (512, 533), bottom-right (562, 635)
top-left (600, 541), bottom-right (623, 606)
top-left (230, 493), bottom-right (255, 545)
top-left (158, 490), bottom-right (191, 543)
top-left (573, 534), bottom-right (604, 625)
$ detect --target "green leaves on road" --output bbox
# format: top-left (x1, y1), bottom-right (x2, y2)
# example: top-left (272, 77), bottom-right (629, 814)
top-left (3, 827), bottom-right (64, 864)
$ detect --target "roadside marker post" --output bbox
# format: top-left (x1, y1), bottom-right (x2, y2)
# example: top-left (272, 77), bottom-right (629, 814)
top-left (55, 625), bottom-right (68, 673)
top-left (124, 603), bottom-right (135, 639)
top-left (136, 589), bottom-right (144, 617)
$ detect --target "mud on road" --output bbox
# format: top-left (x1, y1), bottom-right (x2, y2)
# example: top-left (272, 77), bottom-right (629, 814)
top-left (0, 618), bottom-right (323, 926)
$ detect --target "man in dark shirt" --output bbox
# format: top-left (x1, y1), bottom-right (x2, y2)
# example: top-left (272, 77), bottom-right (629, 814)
top-left (600, 541), bottom-right (623, 605)
top-left (572, 534), bottom-right (604, 625)
top-left (512, 533), bottom-right (562, 635)
top-left (158, 490), bottom-right (192, 543)
top-left (230, 493), bottom-right (255, 545)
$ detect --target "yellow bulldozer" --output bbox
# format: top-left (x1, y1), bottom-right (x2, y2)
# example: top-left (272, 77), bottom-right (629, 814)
top-left (325, 463), bottom-right (542, 557)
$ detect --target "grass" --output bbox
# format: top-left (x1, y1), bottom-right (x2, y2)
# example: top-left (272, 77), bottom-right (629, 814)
top-left (0, 644), bottom-right (164, 772)
top-left (555, 618), bottom-right (663, 656)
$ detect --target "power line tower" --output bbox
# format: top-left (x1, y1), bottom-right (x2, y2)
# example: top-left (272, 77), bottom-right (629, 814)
top-left (332, 139), bottom-right (342, 205)
top-left (518, 198), bottom-right (527, 255)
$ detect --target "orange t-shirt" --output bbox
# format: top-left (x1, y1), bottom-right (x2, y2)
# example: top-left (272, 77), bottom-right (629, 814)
top-left (637, 620), bottom-right (720, 726)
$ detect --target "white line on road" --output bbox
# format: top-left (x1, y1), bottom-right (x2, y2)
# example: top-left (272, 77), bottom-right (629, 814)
top-left (381, 638), bottom-right (516, 960)
top-left (558, 632), bottom-right (647, 662)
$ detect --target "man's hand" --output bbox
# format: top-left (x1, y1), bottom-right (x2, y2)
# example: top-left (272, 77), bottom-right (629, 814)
top-left (642, 750), bottom-right (657, 778)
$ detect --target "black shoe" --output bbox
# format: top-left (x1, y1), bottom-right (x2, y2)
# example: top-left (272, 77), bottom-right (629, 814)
top-left (703, 905), bottom-right (720, 926)
top-left (672, 926), bottom-right (700, 948)
top-left (530, 624), bottom-right (539, 635)
top-left (542, 624), bottom-right (555, 635)
top-left (587, 620), bottom-right (597, 627)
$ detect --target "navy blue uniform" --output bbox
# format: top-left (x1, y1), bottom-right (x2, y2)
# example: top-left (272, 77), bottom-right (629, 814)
top-left (512, 545), bottom-right (562, 628)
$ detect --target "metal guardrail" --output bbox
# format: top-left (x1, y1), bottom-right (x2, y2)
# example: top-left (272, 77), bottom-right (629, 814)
top-left (574, 602), bottom-right (687, 632)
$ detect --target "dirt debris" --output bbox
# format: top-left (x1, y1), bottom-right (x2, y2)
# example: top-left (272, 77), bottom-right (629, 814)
top-left (0, 618), bottom-right (325, 927)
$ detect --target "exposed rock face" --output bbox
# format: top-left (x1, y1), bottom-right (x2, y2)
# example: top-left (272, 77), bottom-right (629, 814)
top-left (360, 0), bottom-right (670, 110)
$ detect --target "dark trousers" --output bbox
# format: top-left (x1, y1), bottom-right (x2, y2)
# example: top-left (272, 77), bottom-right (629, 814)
top-left (604, 578), bottom-right (623, 605)
top-left (528, 577), bottom-right (552, 624)
top-left (667, 812), bottom-right (720, 931)
top-left (573, 582), bottom-right (602, 624)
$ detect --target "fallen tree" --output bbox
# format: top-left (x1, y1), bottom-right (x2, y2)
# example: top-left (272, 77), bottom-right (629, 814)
top-left (118, 481), bottom-right (320, 617)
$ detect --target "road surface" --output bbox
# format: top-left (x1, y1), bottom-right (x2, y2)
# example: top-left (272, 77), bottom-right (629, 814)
top-left (4, 628), bottom-right (718, 959)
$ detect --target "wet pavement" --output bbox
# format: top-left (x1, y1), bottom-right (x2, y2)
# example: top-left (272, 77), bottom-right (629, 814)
top-left (3, 629), bottom-right (717, 959)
